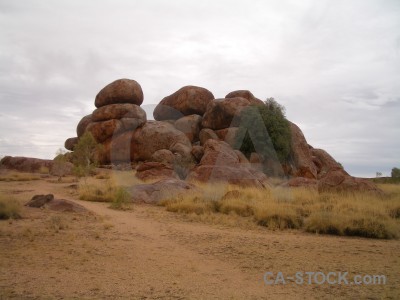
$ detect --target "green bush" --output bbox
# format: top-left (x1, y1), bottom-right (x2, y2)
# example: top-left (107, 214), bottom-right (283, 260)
top-left (72, 132), bottom-right (102, 179)
top-left (236, 98), bottom-right (291, 163)
top-left (392, 167), bottom-right (400, 178)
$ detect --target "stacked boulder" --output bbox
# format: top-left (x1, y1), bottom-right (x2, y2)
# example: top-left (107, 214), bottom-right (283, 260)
top-left (63, 79), bottom-right (381, 194)
top-left (65, 79), bottom-right (146, 151)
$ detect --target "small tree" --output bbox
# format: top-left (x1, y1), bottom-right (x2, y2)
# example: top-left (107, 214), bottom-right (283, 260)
top-left (52, 148), bottom-right (70, 181)
top-left (237, 97), bottom-right (292, 163)
top-left (72, 132), bottom-right (102, 181)
top-left (376, 172), bottom-right (382, 178)
top-left (392, 167), bottom-right (400, 178)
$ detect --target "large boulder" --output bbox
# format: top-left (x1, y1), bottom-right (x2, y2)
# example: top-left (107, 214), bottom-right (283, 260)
top-left (201, 97), bottom-right (251, 130)
top-left (151, 149), bottom-right (175, 164)
top-left (132, 121), bottom-right (192, 161)
top-left (77, 114), bottom-right (92, 138)
top-left (128, 178), bottom-right (197, 204)
top-left (311, 148), bottom-right (346, 178)
top-left (174, 114), bottom-right (202, 143)
top-left (135, 162), bottom-right (178, 181)
top-left (86, 119), bottom-right (124, 143)
top-left (288, 122), bottom-right (318, 179)
top-left (199, 128), bottom-right (219, 146)
top-left (95, 79), bottom-right (143, 108)
top-left (225, 90), bottom-right (265, 106)
top-left (214, 127), bottom-right (241, 148)
top-left (86, 117), bottom-right (145, 144)
top-left (153, 86), bottom-right (214, 120)
top-left (187, 140), bottom-right (269, 188)
top-left (92, 103), bottom-right (146, 122)
top-left (64, 137), bottom-right (78, 151)
top-left (100, 121), bottom-right (192, 164)
top-left (317, 170), bottom-right (382, 194)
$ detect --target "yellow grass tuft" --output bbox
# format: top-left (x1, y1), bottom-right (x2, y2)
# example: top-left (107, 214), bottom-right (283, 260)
top-left (0, 171), bottom-right (40, 182)
top-left (161, 182), bottom-right (400, 239)
top-left (0, 193), bottom-right (21, 220)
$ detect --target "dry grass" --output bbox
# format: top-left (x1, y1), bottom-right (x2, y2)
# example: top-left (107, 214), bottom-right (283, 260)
top-left (0, 193), bottom-right (21, 220)
top-left (79, 179), bottom-right (131, 210)
top-left (161, 183), bottom-right (400, 239)
top-left (0, 171), bottom-right (40, 182)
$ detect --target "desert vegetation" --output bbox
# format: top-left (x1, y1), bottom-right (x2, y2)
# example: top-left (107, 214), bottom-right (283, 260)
top-left (161, 183), bottom-right (400, 239)
top-left (237, 97), bottom-right (292, 163)
top-left (0, 193), bottom-right (21, 220)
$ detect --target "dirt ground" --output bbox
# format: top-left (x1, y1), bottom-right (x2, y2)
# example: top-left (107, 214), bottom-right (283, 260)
top-left (0, 175), bottom-right (399, 299)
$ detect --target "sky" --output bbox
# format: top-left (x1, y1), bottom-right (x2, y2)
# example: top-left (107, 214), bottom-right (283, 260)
top-left (0, 0), bottom-right (399, 177)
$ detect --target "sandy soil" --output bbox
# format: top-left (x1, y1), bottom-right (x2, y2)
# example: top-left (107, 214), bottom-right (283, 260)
top-left (0, 175), bottom-right (399, 299)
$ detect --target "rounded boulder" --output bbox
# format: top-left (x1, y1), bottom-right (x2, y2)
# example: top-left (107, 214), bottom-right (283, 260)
top-left (95, 79), bottom-right (143, 108)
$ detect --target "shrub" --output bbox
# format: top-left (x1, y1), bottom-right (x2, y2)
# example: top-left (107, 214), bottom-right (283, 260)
top-left (392, 167), bottom-right (400, 178)
top-left (109, 187), bottom-right (131, 210)
top-left (0, 194), bottom-right (21, 220)
top-left (236, 98), bottom-right (291, 163)
top-left (72, 132), bottom-right (103, 180)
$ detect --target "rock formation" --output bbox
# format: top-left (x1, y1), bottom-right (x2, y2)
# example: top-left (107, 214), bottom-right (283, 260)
top-left (60, 78), bottom-right (381, 194)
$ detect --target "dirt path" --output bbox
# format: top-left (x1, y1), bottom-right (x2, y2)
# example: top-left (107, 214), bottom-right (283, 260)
top-left (0, 178), bottom-right (399, 299)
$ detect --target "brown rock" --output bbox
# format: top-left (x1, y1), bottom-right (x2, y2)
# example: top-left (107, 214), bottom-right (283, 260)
top-left (201, 97), bottom-right (251, 130)
top-left (191, 145), bottom-right (204, 163)
top-left (153, 86), bottom-right (214, 120)
top-left (128, 178), bottom-right (197, 204)
top-left (187, 165), bottom-right (266, 188)
top-left (95, 79), bottom-right (143, 108)
top-left (288, 122), bottom-right (318, 179)
top-left (0, 156), bottom-right (53, 173)
top-left (77, 114), bottom-right (92, 138)
top-left (25, 194), bottom-right (54, 208)
top-left (46, 199), bottom-right (88, 213)
top-left (214, 127), bottom-right (241, 148)
top-left (199, 128), bottom-right (219, 146)
top-left (100, 121), bottom-right (192, 164)
top-left (136, 162), bottom-right (178, 181)
top-left (131, 121), bottom-right (192, 161)
top-left (174, 114), bottom-right (202, 142)
top-left (187, 140), bottom-right (269, 188)
top-left (286, 177), bottom-right (318, 188)
top-left (225, 90), bottom-right (265, 106)
top-left (64, 137), bottom-right (78, 151)
top-left (151, 149), bottom-right (175, 164)
top-left (249, 152), bottom-right (264, 172)
top-left (200, 139), bottom-right (239, 166)
top-left (92, 103), bottom-right (147, 122)
top-left (311, 148), bottom-right (346, 178)
top-left (86, 119), bottom-right (124, 143)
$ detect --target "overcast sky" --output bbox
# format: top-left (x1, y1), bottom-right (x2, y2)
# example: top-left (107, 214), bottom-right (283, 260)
top-left (0, 0), bottom-right (399, 177)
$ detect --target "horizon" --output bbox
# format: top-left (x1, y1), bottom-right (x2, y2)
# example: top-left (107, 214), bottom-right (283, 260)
top-left (0, 0), bottom-right (399, 178)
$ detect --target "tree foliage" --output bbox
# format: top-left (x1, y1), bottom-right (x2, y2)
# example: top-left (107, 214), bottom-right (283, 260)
top-left (392, 167), bottom-right (400, 178)
top-left (52, 148), bottom-right (70, 181)
top-left (72, 132), bottom-right (102, 178)
top-left (236, 98), bottom-right (291, 163)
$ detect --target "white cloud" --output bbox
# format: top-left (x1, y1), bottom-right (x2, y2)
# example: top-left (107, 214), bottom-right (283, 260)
top-left (0, 0), bottom-right (399, 177)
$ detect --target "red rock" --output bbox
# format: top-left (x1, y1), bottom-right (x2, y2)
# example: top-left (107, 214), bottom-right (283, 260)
top-left (95, 79), bottom-right (143, 108)
top-left (199, 128), bottom-right (219, 146)
top-left (201, 97), bottom-right (251, 130)
top-left (288, 122), bottom-right (318, 179)
top-left (64, 137), bottom-right (78, 151)
top-left (225, 90), bottom-right (265, 106)
top-left (191, 145), bottom-right (204, 163)
top-left (135, 162), bottom-right (178, 181)
top-left (151, 149), bottom-right (175, 164)
top-left (128, 178), bottom-right (197, 204)
top-left (0, 156), bottom-right (53, 173)
top-left (92, 103), bottom-right (146, 122)
top-left (174, 114), bottom-right (202, 142)
top-left (86, 119), bottom-right (124, 143)
top-left (77, 114), bottom-right (92, 138)
top-left (153, 86), bottom-right (214, 120)
top-left (311, 148), bottom-right (346, 178)
top-left (214, 127), bottom-right (241, 148)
